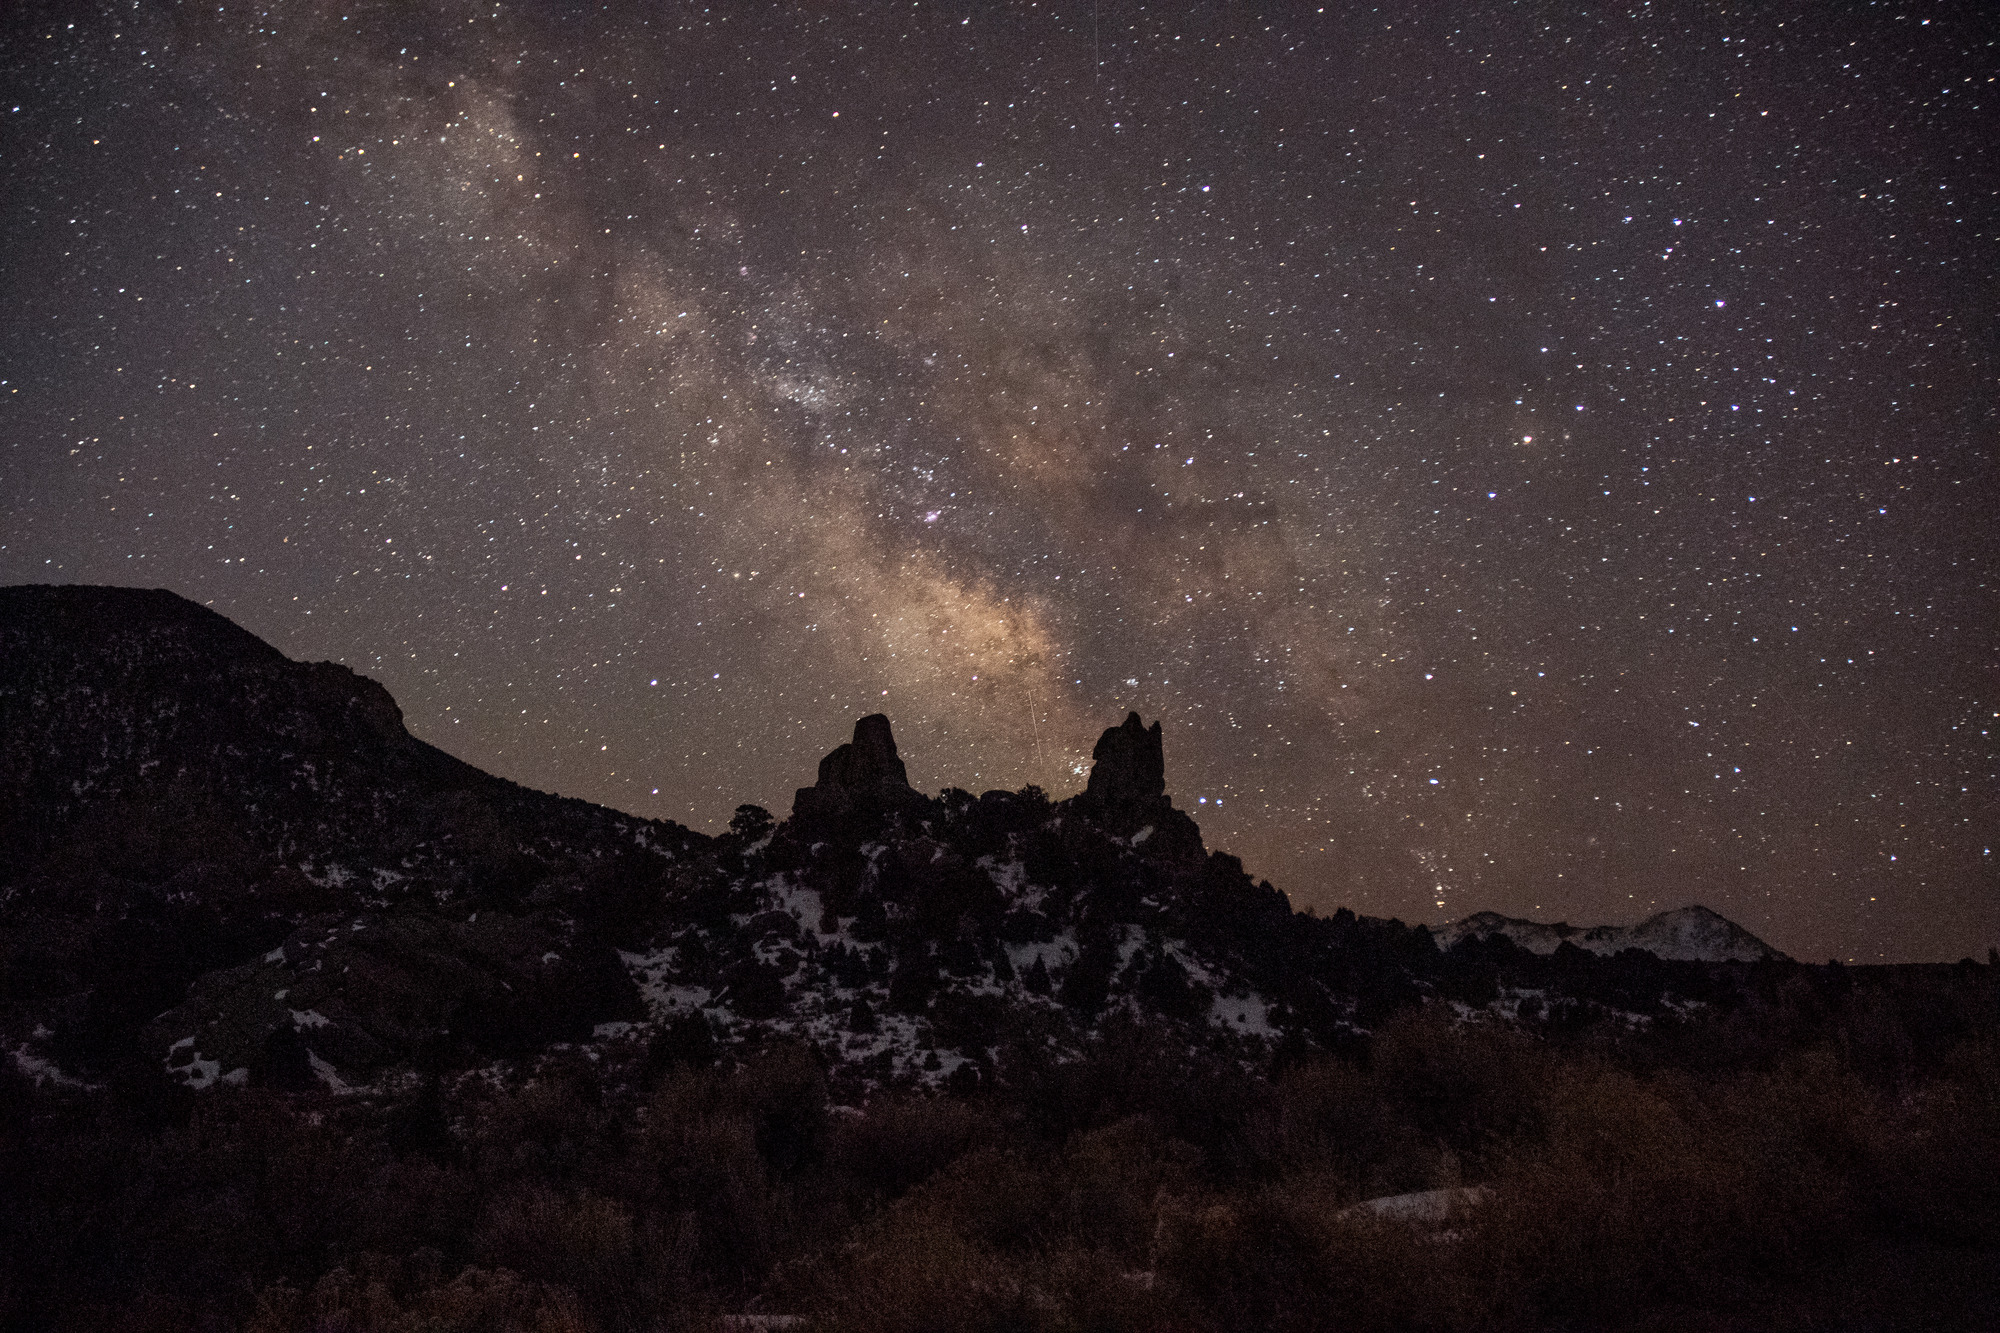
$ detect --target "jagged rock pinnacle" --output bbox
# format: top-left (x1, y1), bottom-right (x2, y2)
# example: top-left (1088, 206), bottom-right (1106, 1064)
top-left (816, 713), bottom-right (911, 792)
top-left (1085, 711), bottom-right (1165, 805)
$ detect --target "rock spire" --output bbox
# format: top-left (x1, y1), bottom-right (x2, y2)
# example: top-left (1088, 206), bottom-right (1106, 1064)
top-left (792, 713), bottom-right (920, 825)
top-left (816, 713), bottom-right (910, 792)
top-left (1085, 711), bottom-right (1166, 805)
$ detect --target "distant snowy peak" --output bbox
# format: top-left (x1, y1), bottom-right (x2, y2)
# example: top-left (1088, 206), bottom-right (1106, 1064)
top-left (1434, 905), bottom-right (1787, 963)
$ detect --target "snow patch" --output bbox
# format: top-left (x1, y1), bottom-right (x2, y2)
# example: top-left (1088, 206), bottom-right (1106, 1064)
top-left (308, 1051), bottom-right (360, 1094)
top-left (1007, 931), bottom-right (1077, 973)
top-left (178, 1055), bottom-right (223, 1089)
top-left (299, 862), bottom-right (353, 889)
top-left (1337, 1185), bottom-right (1492, 1224)
top-left (13, 1044), bottom-right (97, 1089)
top-left (1209, 991), bottom-right (1277, 1037)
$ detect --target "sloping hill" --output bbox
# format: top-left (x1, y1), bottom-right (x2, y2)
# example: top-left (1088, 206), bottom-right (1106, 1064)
top-left (0, 585), bottom-right (701, 1087)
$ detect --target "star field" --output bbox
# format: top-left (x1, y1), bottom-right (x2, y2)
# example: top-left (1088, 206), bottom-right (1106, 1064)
top-left (3, 2), bottom-right (1994, 961)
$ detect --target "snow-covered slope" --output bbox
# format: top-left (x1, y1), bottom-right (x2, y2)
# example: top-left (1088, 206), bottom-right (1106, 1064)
top-left (1434, 905), bottom-right (1786, 963)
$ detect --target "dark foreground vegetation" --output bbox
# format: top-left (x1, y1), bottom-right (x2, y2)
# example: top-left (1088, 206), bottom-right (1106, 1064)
top-left (5, 959), bottom-right (1998, 1333)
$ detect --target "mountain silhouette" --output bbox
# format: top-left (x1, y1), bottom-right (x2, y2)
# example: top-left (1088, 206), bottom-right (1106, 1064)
top-left (3, 584), bottom-right (1781, 1100)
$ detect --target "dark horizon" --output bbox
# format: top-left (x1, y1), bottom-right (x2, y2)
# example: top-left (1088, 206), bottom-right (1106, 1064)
top-left (0, 577), bottom-right (1953, 968)
top-left (3, 4), bottom-right (1994, 963)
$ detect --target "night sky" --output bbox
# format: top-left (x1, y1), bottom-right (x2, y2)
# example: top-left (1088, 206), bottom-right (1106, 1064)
top-left (3, 3), bottom-right (1994, 963)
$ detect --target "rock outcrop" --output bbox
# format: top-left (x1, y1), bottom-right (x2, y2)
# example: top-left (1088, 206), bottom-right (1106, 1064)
top-left (821, 713), bottom-right (911, 790)
top-left (791, 713), bottom-right (926, 827)
top-left (1085, 712), bottom-right (1166, 805)
top-left (1070, 711), bottom-right (1204, 861)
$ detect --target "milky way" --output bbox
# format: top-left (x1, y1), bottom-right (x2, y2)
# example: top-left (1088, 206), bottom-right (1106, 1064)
top-left (3, 3), bottom-right (1994, 961)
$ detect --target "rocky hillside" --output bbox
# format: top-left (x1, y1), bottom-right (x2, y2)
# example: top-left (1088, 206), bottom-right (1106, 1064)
top-left (612, 708), bottom-right (1448, 1102)
top-left (0, 585), bottom-right (699, 1092)
top-left (3, 585), bottom-right (1784, 1104)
